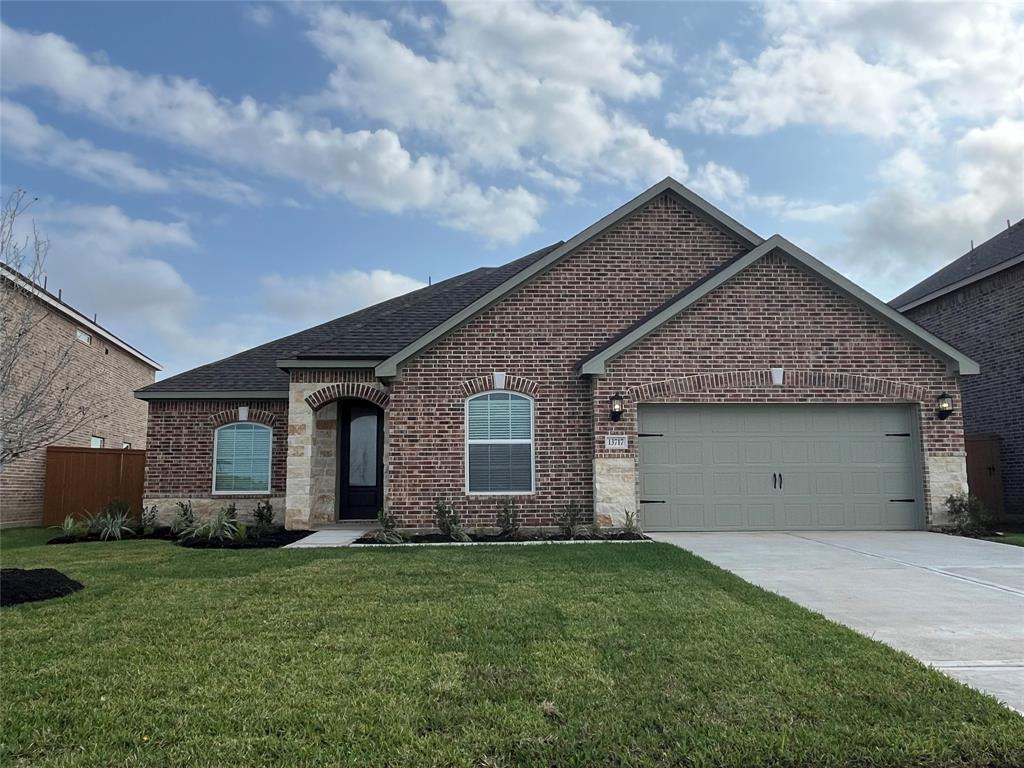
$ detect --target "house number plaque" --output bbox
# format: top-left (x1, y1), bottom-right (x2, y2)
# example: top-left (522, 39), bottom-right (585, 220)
top-left (604, 435), bottom-right (628, 450)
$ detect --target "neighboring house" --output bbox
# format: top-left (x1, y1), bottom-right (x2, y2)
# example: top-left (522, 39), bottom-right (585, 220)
top-left (136, 178), bottom-right (977, 532)
top-left (891, 220), bottom-right (1023, 518)
top-left (0, 266), bottom-right (159, 527)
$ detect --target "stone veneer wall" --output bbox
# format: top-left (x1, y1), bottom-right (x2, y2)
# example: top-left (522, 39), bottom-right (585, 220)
top-left (905, 263), bottom-right (1023, 517)
top-left (285, 369), bottom-right (387, 529)
top-left (590, 252), bottom-right (967, 529)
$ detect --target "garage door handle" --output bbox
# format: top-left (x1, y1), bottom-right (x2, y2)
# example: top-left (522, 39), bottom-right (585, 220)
top-left (639, 499), bottom-right (665, 504)
top-left (772, 472), bottom-right (777, 489)
top-left (779, 472), bottom-right (783, 490)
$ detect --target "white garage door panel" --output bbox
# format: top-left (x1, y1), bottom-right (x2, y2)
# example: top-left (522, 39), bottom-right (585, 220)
top-left (638, 405), bottom-right (922, 531)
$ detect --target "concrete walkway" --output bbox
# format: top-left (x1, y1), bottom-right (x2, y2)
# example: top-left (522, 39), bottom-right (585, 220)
top-left (650, 531), bottom-right (1024, 713)
top-left (283, 525), bottom-right (370, 548)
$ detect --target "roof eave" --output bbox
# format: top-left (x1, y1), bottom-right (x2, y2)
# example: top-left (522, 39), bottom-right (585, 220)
top-left (134, 389), bottom-right (289, 401)
top-left (892, 252), bottom-right (1024, 311)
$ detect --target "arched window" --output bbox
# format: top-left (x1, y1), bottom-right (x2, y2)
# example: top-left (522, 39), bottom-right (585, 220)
top-left (213, 422), bottom-right (272, 494)
top-left (466, 392), bottom-right (534, 494)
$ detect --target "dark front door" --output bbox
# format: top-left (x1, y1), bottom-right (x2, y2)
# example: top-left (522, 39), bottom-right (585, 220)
top-left (337, 401), bottom-right (384, 520)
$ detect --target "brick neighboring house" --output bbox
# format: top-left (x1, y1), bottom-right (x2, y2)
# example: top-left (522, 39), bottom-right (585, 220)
top-left (892, 220), bottom-right (1023, 518)
top-left (136, 178), bottom-right (978, 532)
top-left (0, 266), bottom-right (159, 527)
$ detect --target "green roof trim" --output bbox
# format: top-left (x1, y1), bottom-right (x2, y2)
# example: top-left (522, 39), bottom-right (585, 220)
top-left (578, 235), bottom-right (980, 376)
top-left (375, 177), bottom-right (764, 378)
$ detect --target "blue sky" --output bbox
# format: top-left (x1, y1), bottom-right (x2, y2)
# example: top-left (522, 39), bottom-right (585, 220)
top-left (1, 1), bottom-right (1020, 377)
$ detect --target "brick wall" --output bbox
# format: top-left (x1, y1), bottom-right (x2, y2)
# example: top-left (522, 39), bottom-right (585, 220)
top-left (905, 263), bottom-right (1024, 516)
top-left (386, 193), bottom-right (750, 527)
top-left (0, 286), bottom-right (155, 527)
top-left (143, 399), bottom-right (288, 519)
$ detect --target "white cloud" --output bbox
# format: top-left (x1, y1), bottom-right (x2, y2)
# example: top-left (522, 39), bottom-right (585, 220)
top-left (242, 4), bottom-right (274, 28)
top-left (2, 99), bottom-right (263, 205)
top-left (260, 269), bottom-right (426, 326)
top-left (0, 22), bottom-right (541, 242)
top-left (671, 1), bottom-right (1024, 141)
top-left (2, 99), bottom-right (169, 192)
top-left (305, 2), bottom-right (685, 188)
top-left (833, 118), bottom-right (1024, 298)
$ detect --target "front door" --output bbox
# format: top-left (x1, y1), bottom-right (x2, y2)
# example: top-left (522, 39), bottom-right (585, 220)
top-left (337, 401), bottom-right (384, 520)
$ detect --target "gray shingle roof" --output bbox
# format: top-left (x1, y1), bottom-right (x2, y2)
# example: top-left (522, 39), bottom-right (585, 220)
top-left (890, 219), bottom-right (1024, 309)
top-left (136, 242), bottom-right (562, 396)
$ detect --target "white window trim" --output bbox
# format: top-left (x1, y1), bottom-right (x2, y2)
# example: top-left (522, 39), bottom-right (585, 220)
top-left (211, 422), bottom-right (273, 496)
top-left (464, 390), bottom-right (535, 496)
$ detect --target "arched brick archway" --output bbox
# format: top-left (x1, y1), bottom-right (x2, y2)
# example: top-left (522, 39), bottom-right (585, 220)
top-left (304, 382), bottom-right (389, 410)
top-left (460, 374), bottom-right (540, 398)
top-left (627, 369), bottom-right (926, 402)
top-left (207, 408), bottom-right (278, 428)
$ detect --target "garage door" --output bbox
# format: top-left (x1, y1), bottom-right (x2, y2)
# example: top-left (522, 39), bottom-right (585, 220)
top-left (638, 405), bottom-right (922, 531)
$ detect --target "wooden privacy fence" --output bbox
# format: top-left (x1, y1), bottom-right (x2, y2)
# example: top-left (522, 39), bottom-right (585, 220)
top-left (965, 433), bottom-right (1004, 519)
top-left (42, 446), bottom-right (146, 526)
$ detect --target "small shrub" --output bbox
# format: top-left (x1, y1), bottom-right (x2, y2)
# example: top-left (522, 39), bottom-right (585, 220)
top-left (372, 508), bottom-right (403, 544)
top-left (171, 500), bottom-right (195, 534)
top-left (141, 504), bottom-right (159, 533)
top-left (946, 490), bottom-right (992, 536)
top-left (620, 508), bottom-right (643, 536)
top-left (434, 499), bottom-right (470, 542)
top-left (497, 498), bottom-right (521, 537)
top-left (52, 514), bottom-right (83, 538)
top-left (555, 502), bottom-right (590, 540)
top-left (235, 523), bottom-right (249, 542)
top-left (95, 509), bottom-right (134, 541)
top-left (187, 505), bottom-right (239, 541)
top-left (252, 500), bottom-right (275, 535)
top-left (103, 498), bottom-right (132, 520)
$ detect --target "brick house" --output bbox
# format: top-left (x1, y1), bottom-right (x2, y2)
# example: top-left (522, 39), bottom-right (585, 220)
top-left (1, 265), bottom-right (159, 527)
top-left (892, 220), bottom-right (1023, 518)
top-left (136, 178), bottom-right (977, 532)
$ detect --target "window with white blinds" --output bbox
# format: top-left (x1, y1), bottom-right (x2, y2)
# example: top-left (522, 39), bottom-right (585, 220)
top-left (466, 392), bottom-right (534, 493)
top-left (213, 423), bottom-right (272, 494)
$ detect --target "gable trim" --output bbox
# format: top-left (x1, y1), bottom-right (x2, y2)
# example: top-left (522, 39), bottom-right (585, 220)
top-left (374, 177), bottom-right (764, 378)
top-left (578, 235), bottom-right (980, 376)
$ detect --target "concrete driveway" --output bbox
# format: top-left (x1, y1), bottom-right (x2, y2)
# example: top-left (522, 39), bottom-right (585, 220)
top-left (650, 531), bottom-right (1024, 713)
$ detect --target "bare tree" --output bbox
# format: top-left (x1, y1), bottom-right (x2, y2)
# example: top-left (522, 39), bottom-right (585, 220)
top-left (1, 190), bottom-right (107, 465)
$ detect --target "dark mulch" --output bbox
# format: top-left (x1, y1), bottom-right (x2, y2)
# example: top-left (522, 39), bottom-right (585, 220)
top-left (176, 530), bottom-right (313, 549)
top-left (354, 530), bottom-right (649, 545)
top-left (47, 527), bottom-right (177, 545)
top-left (1, 568), bottom-right (83, 607)
top-left (47, 527), bottom-right (311, 549)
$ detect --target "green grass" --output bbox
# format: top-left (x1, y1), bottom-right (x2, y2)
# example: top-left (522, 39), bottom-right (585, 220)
top-left (986, 532), bottom-right (1024, 548)
top-left (2, 528), bottom-right (1022, 768)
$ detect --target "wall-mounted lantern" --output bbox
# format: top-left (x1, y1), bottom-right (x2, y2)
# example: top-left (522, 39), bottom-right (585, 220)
top-left (609, 392), bottom-right (625, 422)
top-left (936, 392), bottom-right (954, 420)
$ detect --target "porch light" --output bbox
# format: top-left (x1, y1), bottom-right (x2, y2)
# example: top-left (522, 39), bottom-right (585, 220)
top-left (609, 392), bottom-right (625, 422)
top-left (936, 392), bottom-right (954, 420)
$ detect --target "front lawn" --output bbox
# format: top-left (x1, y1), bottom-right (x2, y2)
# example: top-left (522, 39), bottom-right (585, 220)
top-left (2, 528), bottom-right (1021, 767)
top-left (986, 532), bottom-right (1024, 548)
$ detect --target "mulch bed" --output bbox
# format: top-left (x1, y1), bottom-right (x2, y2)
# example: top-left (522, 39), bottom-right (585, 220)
top-left (47, 528), bottom-right (311, 549)
top-left (1, 568), bottom-right (84, 607)
top-left (354, 530), bottom-right (649, 545)
top-left (47, 527), bottom-right (177, 545)
top-left (177, 530), bottom-right (312, 549)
